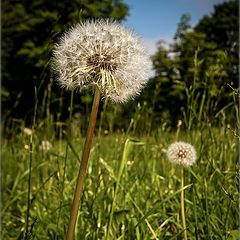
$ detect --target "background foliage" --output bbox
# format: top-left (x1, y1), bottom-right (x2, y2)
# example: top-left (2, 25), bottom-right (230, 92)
top-left (146, 0), bottom-right (238, 128)
top-left (2, 127), bottom-right (238, 239)
top-left (2, 0), bottom-right (128, 125)
top-left (2, 0), bottom-right (239, 134)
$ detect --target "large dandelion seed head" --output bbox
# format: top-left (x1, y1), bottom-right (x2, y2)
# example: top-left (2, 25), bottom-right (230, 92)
top-left (53, 19), bottom-right (152, 103)
top-left (167, 141), bottom-right (196, 167)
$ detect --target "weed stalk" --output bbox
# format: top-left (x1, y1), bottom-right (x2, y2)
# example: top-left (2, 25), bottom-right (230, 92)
top-left (25, 87), bottom-right (38, 240)
top-left (56, 91), bottom-right (74, 239)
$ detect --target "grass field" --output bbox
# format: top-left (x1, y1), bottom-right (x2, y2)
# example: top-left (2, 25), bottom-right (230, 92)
top-left (2, 2), bottom-right (239, 239)
top-left (2, 116), bottom-right (238, 239)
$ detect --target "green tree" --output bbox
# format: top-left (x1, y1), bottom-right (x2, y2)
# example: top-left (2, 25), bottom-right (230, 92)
top-left (148, 0), bottom-right (237, 128)
top-left (145, 40), bottom-right (183, 126)
top-left (174, 13), bottom-right (191, 40)
top-left (194, 0), bottom-right (238, 86)
top-left (2, 0), bottom-right (128, 122)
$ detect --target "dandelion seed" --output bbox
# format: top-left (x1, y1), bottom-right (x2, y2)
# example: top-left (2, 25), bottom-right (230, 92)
top-left (127, 160), bottom-right (134, 166)
top-left (53, 19), bottom-right (151, 240)
top-left (40, 140), bottom-right (52, 152)
top-left (104, 130), bottom-right (109, 135)
top-left (177, 120), bottom-right (183, 128)
top-left (24, 144), bottom-right (30, 150)
top-left (53, 19), bottom-right (151, 103)
top-left (167, 141), bottom-right (196, 167)
top-left (167, 141), bottom-right (195, 240)
top-left (23, 128), bottom-right (32, 137)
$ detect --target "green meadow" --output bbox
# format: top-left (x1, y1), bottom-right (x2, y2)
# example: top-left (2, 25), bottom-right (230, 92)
top-left (2, 111), bottom-right (238, 239)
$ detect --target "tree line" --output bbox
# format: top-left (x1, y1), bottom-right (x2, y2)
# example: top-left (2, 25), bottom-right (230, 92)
top-left (2, 0), bottom-right (238, 133)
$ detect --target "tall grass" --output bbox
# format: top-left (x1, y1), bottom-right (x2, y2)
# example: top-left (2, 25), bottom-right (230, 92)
top-left (2, 118), bottom-right (238, 239)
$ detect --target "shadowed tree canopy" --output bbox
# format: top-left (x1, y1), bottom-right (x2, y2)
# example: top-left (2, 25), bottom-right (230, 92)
top-left (2, 0), bottom-right (129, 121)
top-left (194, 0), bottom-right (238, 85)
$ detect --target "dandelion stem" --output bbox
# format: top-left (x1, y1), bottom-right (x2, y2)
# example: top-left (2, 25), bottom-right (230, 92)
top-left (181, 166), bottom-right (188, 240)
top-left (67, 86), bottom-right (101, 240)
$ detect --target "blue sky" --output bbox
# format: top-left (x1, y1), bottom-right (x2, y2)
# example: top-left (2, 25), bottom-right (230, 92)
top-left (123, 0), bottom-right (227, 54)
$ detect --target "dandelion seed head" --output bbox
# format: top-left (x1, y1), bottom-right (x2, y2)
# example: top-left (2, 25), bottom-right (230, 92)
top-left (53, 19), bottom-right (151, 103)
top-left (24, 144), bottom-right (30, 150)
top-left (40, 140), bottom-right (52, 152)
top-left (23, 128), bottom-right (32, 137)
top-left (177, 120), bottom-right (183, 128)
top-left (167, 141), bottom-right (196, 167)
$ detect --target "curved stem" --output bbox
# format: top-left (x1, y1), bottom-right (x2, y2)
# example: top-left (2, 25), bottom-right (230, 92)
top-left (67, 86), bottom-right (101, 240)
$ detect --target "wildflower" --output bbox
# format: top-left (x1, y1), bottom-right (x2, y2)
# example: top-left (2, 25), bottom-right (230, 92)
top-left (104, 130), bottom-right (109, 135)
top-left (24, 144), bottom-right (30, 150)
top-left (177, 120), bottom-right (183, 128)
top-left (127, 160), bottom-right (134, 166)
top-left (166, 141), bottom-right (196, 167)
top-left (23, 128), bottom-right (32, 137)
top-left (53, 19), bottom-right (151, 103)
top-left (40, 140), bottom-right (52, 152)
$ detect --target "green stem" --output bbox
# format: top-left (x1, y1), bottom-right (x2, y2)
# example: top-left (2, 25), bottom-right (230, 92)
top-left (56, 91), bottom-right (74, 240)
top-left (181, 167), bottom-right (188, 240)
top-left (106, 139), bottom-right (129, 239)
top-left (25, 140), bottom-right (33, 240)
top-left (98, 98), bottom-right (108, 138)
top-left (25, 87), bottom-right (38, 240)
top-left (67, 86), bottom-right (101, 240)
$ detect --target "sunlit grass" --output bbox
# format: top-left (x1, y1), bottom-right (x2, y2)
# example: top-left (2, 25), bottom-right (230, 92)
top-left (2, 123), bottom-right (238, 239)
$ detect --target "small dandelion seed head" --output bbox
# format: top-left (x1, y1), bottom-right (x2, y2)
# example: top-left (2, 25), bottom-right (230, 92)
top-left (166, 141), bottom-right (196, 167)
top-left (53, 19), bottom-right (152, 103)
top-left (40, 140), bottom-right (52, 152)
top-left (177, 120), bottom-right (183, 128)
top-left (24, 144), bottom-right (30, 150)
top-left (23, 127), bottom-right (32, 137)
